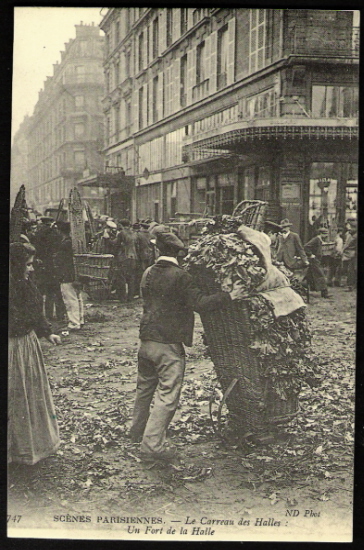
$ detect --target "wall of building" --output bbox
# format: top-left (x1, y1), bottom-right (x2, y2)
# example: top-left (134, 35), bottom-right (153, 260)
top-left (18, 23), bottom-right (105, 214)
top-left (100, 8), bottom-right (358, 236)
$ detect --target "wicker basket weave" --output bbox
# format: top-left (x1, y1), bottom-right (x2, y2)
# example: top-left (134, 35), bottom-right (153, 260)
top-left (232, 200), bottom-right (267, 231)
top-left (192, 265), bottom-right (300, 436)
top-left (74, 254), bottom-right (114, 280)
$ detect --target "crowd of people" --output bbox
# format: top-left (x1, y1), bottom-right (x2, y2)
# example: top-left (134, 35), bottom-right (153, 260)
top-left (9, 212), bottom-right (357, 466)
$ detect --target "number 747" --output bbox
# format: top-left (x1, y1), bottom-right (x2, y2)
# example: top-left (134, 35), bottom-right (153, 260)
top-left (7, 515), bottom-right (22, 523)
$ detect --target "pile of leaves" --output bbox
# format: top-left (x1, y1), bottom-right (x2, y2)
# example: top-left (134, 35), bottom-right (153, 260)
top-left (185, 216), bottom-right (266, 294)
top-left (185, 216), bottom-right (319, 398)
top-left (248, 296), bottom-right (321, 399)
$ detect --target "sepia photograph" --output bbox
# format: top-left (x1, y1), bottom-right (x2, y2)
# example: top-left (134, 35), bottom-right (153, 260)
top-left (9, 7), bottom-right (358, 542)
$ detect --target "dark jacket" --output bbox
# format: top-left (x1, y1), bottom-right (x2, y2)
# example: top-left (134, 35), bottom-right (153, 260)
top-left (9, 278), bottom-right (52, 338)
top-left (139, 259), bottom-right (231, 347)
top-left (277, 231), bottom-right (308, 269)
top-left (136, 230), bottom-right (153, 263)
top-left (113, 227), bottom-right (138, 260)
top-left (304, 236), bottom-right (323, 262)
top-left (53, 236), bottom-right (75, 283)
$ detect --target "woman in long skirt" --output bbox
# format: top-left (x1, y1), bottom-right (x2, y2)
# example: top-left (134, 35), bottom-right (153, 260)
top-left (9, 242), bottom-right (62, 465)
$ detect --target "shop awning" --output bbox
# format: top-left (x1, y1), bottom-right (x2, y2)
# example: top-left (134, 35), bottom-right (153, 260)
top-left (182, 119), bottom-right (358, 162)
top-left (77, 172), bottom-right (134, 191)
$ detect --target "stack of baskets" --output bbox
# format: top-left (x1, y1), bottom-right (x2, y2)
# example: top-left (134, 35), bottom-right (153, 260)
top-left (190, 200), bottom-right (300, 441)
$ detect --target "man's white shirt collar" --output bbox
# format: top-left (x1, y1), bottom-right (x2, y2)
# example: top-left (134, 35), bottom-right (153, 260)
top-left (157, 256), bottom-right (179, 266)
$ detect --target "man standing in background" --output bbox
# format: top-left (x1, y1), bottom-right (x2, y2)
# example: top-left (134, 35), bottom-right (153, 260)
top-left (276, 218), bottom-right (309, 270)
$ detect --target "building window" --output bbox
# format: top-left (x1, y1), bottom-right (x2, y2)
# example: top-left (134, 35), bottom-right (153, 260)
top-left (75, 95), bottom-right (84, 108)
top-left (153, 17), bottom-right (159, 59)
top-left (115, 20), bottom-right (120, 46)
top-left (74, 150), bottom-right (85, 169)
top-left (180, 54), bottom-right (187, 107)
top-left (105, 32), bottom-right (110, 55)
top-left (152, 75), bottom-right (158, 123)
top-left (115, 106), bottom-right (120, 140)
top-left (126, 100), bottom-right (131, 135)
top-left (166, 9), bottom-right (173, 47)
top-left (196, 41), bottom-right (206, 84)
top-left (138, 87), bottom-right (144, 129)
top-left (246, 88), bottom-right (276, 118)
top-left (249, 9), bottom-right (266, 73)
top-left (181, 8), bottom-right (188, 34)
top-left (255, 166), bottom-right (271, 201)
top-left (193, 9), bottom-right (202, 26)
top-left (75, 65), bottom-right (86, 82)
top-left (78, 41), bottom-right (87, 56)
top-left (311, 85), bottom-right (359, 118)
top-left (106, 116), bottom-right (111, 145)
top-left (106, 71), bottom-right (110, 94)
top-left (115, 60), bottom-right (120, 87)
top-left (125, 50), bottom-right (131, 77)
top-left (217, 25), bottom-right (228, 90)
top-left (138, 32), bottom-right (144, 71)
top-left (74, 123), bottom-right (85, 138)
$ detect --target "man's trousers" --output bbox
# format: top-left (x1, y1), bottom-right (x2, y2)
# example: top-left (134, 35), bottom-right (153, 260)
top-left (60, 282), bottom-right (84, 329)
top-left (130, 340), bottom-right (185, 454)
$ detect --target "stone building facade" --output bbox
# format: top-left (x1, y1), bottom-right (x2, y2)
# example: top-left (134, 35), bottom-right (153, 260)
top-left (12, 22), bottom-right (105, 215)
top-left (100, 8), bottom-right (358, 237)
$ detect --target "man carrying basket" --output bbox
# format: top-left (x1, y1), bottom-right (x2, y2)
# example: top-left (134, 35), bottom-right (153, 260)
top-left (129, 230), bottom-right (233, 461)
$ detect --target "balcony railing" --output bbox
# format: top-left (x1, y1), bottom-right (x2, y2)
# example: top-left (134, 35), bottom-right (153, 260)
top-left (192, 79), bottom-right (209, 102)
top-left (287, 25), bottom-right (359, 58)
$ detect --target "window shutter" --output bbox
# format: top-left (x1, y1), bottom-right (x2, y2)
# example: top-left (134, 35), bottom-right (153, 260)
top-left (134, 36), bottom-right (139, 75)
top-left (204, 35), bottom-right (212, 94)
top-left (227, 18), bottom-right (236, 85)
top-left (164, 66), bottom-right (169, 116)
top-left (148, 78), bottom-right (153, 126)
top-left (159, 9), bottom-right (167, 54)
top-left (143, 83), bottom-right (148, 129)
top-left (143, 32), bottom-right (148, 69)
top-left (148, 21), bottom-right (154, 63)
top-left (186, 47), bottom-right (196, 104)
top-left (173, 58), bottom-right (180, 108)
top-left (132, 88), bottom-right (138, 133)
top-left (158, 70), bottom-right (164, 119)
top-left (168, 65), bottom-right (174, 115)
top-left (187, 9), bottom-right (194, 30)
top-left (120, 98), bottom-right (125, 130)
top-left (209, 32), bottom-right (217, 93)
top-left (173, 9), bottom-right (181, 42)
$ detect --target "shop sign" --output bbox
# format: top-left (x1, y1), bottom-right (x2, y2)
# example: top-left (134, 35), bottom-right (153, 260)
top-left (281, 183), bottom-right (300, 200)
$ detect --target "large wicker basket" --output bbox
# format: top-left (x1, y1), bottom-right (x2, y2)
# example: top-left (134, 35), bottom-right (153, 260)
top-left (74, 254), bottom-right (114, 280)
top-left (195, 269), bottom-right (300, 437)
top-left (232, 200), bottom-right (267, 231)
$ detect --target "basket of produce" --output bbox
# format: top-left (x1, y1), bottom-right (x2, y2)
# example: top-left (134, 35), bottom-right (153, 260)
top-left (184, 215), bottom-right (318, 441)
